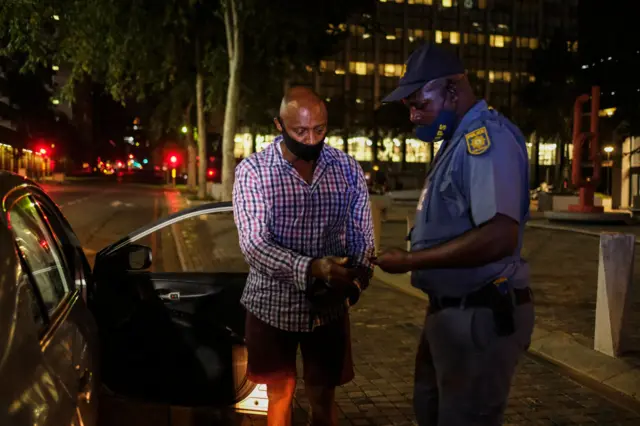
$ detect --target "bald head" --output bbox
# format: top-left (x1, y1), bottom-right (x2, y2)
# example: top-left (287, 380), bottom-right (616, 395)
top-left (275, 86), bottom-right (328, 146)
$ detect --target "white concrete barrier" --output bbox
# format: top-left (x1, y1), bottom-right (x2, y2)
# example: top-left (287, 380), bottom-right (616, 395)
top-left (594, 233), bottom-right (636, 357)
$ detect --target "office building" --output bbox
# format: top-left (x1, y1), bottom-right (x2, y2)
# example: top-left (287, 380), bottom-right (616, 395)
top-left (234, 0), bottom-right (579, 188)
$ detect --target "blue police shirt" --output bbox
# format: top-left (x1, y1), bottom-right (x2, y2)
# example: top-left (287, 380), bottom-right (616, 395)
top-left (410, 100), bottom-right (530, 298)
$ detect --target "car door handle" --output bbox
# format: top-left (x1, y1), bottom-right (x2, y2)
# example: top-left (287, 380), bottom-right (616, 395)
top-left (77, 369), bottom-right (93, 403)
top-left (158, 291), bottom-right (181, 302)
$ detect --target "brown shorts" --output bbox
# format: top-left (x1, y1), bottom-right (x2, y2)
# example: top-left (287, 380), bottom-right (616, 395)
top-left (245, 312), bottom-right (354, 387)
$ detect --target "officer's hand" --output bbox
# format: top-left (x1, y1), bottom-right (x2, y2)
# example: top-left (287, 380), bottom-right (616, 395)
top-left (310, 257), bottom-right (357, 288)
top-left (372, 248), bottom-right (412, 274)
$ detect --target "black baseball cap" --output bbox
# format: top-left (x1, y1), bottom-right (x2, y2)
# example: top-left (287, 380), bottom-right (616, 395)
top-left (382, 44), bottom-right (465, 103)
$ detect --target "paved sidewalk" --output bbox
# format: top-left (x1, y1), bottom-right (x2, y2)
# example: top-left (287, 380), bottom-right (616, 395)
top-left (378, 217), bottom-right (640, 402)
top-left (168, 195), bottom-right (640, 425)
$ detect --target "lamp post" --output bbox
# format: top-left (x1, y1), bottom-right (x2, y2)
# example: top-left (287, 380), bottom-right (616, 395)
top-left (604, 146), bottom-right (614, 195)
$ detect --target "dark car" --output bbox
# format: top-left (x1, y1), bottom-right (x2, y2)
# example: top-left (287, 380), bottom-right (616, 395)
top-left (0, 172), bottom-right (267, 426)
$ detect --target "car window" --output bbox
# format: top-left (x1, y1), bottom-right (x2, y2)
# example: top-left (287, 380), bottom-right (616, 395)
top-left (35, 197), bottom-right (92, 294)
top-left (8, 195), bottom-right (71, 316)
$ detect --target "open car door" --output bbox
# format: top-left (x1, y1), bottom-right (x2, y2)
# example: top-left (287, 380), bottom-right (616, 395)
top-left (91, 201), bottom-right (267, 423)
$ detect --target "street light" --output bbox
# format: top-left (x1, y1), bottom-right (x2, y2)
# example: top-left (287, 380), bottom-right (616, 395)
top-left (181, 126), bottom-right (188, 134)
top-left (604, 146), bottom-right (614, 195)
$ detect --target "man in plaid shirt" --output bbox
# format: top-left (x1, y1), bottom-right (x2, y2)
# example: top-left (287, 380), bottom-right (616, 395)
top-left (233, 87), bottom-right (375, 426)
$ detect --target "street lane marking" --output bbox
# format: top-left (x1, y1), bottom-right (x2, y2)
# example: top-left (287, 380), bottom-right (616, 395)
top-left (60, 196), bottom-right (91, 208)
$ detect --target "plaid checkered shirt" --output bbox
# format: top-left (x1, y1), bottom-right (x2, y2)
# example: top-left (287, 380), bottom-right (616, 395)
top-left (232, 137), bottom-right (375, 332)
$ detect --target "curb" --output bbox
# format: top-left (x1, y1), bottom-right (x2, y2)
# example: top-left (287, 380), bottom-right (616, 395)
top-left (373, 269), bottom-right (640, 402)
top-left (526, 221), bottom-right (640, 244)
top-left (165, 192), bottom-right (190, 272)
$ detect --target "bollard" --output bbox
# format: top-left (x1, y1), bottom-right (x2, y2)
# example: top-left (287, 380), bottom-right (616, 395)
top-left (594, 233), bottom-right (636, 357)
top-left (370, 201), bottom-right (382, 256)
top-left (407, 215), bottom-right (415, 252)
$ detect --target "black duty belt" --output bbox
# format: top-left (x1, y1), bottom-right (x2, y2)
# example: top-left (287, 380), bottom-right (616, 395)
top-left (428, 285), bottom-right (532, 315)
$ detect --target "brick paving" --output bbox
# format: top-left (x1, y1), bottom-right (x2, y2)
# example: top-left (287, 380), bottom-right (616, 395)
top-left (380, 219), bottom-right (640, 367)
top-left (169, 197), bottom-right (640, 425)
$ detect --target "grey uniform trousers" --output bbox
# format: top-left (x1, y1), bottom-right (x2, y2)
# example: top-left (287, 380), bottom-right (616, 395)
top-left (413, 302), bottom-right (535, 426)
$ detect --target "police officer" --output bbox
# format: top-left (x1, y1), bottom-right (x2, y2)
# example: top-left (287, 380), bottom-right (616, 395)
top-left (374, 44), bottom-right (535, 426)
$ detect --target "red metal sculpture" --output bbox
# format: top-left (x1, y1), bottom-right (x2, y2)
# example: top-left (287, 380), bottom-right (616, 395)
top-left (569, 86), bottom-right (604, 213)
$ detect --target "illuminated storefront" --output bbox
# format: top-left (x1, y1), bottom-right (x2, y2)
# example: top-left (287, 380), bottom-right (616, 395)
top-left (378, 138), bottom-right (402, 162)
top-left (234, 133), bottom-right (253, 159)
top-left (234, 134), bottom-right (454, 166)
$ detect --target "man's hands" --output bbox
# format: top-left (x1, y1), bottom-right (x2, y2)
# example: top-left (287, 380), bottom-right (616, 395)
top-left (372, 247), bottom-right (412, 274)
top-left (310, 256), bottom-right (358, 288)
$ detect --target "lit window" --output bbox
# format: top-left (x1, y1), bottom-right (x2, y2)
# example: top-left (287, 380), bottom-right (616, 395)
top-left (351, 62), bottom-right (368, 75)
top-left (335, 69), bottom-right (346, 75)
top-left (435, 30), bottom-right (443, 44)
top-left (348, 137), bottom-right (373, 162)
top-left (383, 64), bottom-right (402, 77)
top-left (477, 34), bottom-right (485, 45)
top-left (405, 139), bottom-right (428, 163)
top-left (415, 29), bottom-right (424, 38)
top-left (52, 65), bottom-right (59, 71)
top-left (450, 32), bottom-right (460, 45)
top-left (538, 143), bottom-right (557, 166)
top-left (327, 136), bottom-right (345, 150)
top-left (476, 70), bottom-right (485, 79)
top-left (386, 34), bottom-right (397, 40)
top-left (490, 35), bottom-right (505, 48)
top-left (442, 0), bottom-right (453, 7)
top-left (378, 138), bottom-right (402, 162)
top-left (489, 71), bottom-right (495, 83)
top-left (234, 133), bottom-right (254, 158)
top-left (503, 71), bottom-right (511, 82)
top-left (478, 0), bottom-right (486, 8)
top-left (530, 38), bottom-right (539, 49)
top-left (529, 75), bottom-right (536, 83)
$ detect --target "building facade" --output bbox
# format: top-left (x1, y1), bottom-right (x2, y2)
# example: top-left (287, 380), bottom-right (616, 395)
top-left (235, 0), bottom-right (580, 188)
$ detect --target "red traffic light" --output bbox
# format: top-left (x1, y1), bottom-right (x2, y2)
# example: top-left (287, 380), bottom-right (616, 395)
top-left (207, 168), bottom-right (215, 177)
top-left (169, 155), bottom-right (178, 165)
top-left (128, 154), bottom-right (134, 159)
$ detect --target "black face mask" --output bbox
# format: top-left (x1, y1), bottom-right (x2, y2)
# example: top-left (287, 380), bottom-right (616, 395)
top-left (278, 118), bottom-right (325, 162)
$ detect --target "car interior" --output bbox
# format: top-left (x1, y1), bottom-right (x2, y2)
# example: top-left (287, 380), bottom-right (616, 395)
top-left (91, 244), bottom-right (253, 408)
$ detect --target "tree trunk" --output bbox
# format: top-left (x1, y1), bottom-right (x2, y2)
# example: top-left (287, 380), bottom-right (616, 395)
top-left (221, 0), bottom-right (244, 201)
top-left (184, 103), bottom-right (197, 191)
top-left (196, 71), bottom-right (207, 199)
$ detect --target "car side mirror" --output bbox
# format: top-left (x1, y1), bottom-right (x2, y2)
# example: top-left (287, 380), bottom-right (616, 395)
top-left (125, 244), bottom-right (153, 270)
